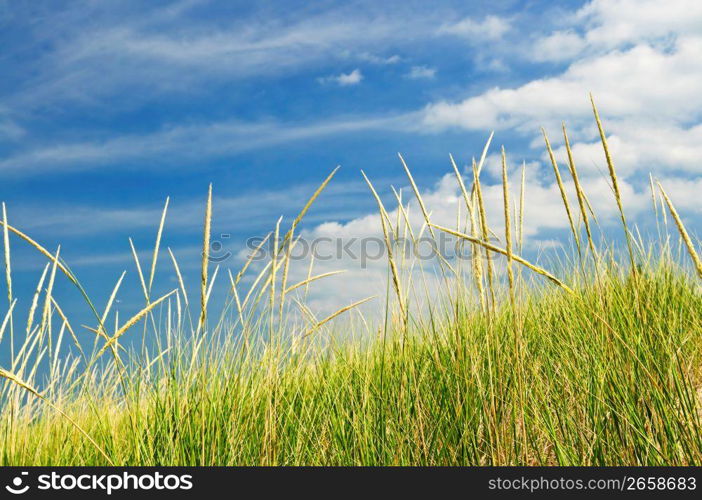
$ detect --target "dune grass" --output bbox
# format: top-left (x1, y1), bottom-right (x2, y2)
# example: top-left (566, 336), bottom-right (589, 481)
top-left (1, 102), bottom-right (702, 466)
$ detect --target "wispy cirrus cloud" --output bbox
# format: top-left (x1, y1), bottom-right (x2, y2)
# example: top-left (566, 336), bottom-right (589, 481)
top-left (8, 178), bottom-right (374, 237)
top-left (405, 65), bottom-right (436, 79)
top-left (1, 2), bottom-right (444, 115)
top-left (0, 112), bottom-right (418, 175)
top-left (438, 15), bottom-right (510, 41)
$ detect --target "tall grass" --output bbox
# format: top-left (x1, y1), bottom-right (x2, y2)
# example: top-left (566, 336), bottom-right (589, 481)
top-left (0, 104), bottom-right (701, 465)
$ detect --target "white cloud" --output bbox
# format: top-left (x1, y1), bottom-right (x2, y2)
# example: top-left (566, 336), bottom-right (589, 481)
top-left (276, 149), bottom-right (663, 313)
top-left (577, 0), bottom-right (702, 49)
top-left (653, 177), bottom-right (702, 214)
top-left (530, 0), bottom-right (702, 63)
top-left (353, 52), bottom-right (401, 65)
top-left (531, 31), bottom-right (586, 62)
top-left (405, 65), bottom-right (436, 79)
top-left (0, 118), bottom-right (25, 141)
top-left (2, 4), bottom-right (445, 113)
top-left (318, 68), bottom-right (363, 86)
top-left (337, 69), bottom-right (363, 86)
top-left (423, 41), bottom-right (702, 131)
top-left (439, 15), bottom-right (510, 41)
top-left (0, 112), bottom-right (416, 175)
top-left (421, 29), bottom-right (702, 177)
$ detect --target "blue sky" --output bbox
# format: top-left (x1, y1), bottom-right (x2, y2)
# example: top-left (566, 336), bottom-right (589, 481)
top-left (2, 0), bottom-right (702, 329)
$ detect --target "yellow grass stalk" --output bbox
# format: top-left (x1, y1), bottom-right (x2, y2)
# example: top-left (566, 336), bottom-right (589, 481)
top-left (167, 247), bottom-right (189, 306)
top-left (25, 344), bottom-right (47, 389)
top-left (450, 153), bottom-right (474, 214)
top-left (399, 153), bottom-right (459, 274)
top-left (398, 155), bottom-right (459, 273)
top-left (241, 260), bottom-right (272, 311)
top-left (166, 297), bottom-right (172, 355)
top-left (93, 289), bottom-right (177, 361)
top-left (0, 222), bottom-right (111, 354)
top-left (518, 162), bottom-right (526, 252)
top-left (304, 254), bottom-right (315, 300)
top-left (501, 147), bottom-right (515, 310)
top-left (0, 367), bottom-right (114, 465)
top-left (430, 223), bottom-right (574, 294)
top-left (473, 161), bottom-right (496, 310)
top-left (1, 203), bottom-right (12, 357)
top-left (649, 174), bottom-right (658, 219)
top-left (199, 183), bottom-right (213, 332)
top-left (562, 123), bottom-right (597, 260)
top-left (1, 203), bottom-right (11, 303)
top-left (395, 159), bottom-right (458, 276)
top-left (148, 197), bottom-right (169, 293)
top-left (285, 270), bottom-right (347, 294)
top-left (590, 93), bottom-right (636, 271)
top-left (280, 167), bottom-right (340, 250)
top-left (279, 233), bottom-right (299, 319)
top-left (26, 264), bottom-right (49, 337)
top-left (468, 189), bottom-right (486, 312)
top-left (448, 157), bottom-right (472, 258)
top-left (391, 187), bottom-right (416, 242)
top-left (232, 232), bottom-right (271, 288)
top-left (301, 296), bottom-right (375, 338)
top-left (649, 173), bottom-right (663, 239)
top-left (128, 238), bottom-right (149, 302)
top-left (40, 246), bottom-right (61, 355)
top-left (657, 182), bottom-right (702, 279)
top-left (100, 271), bottom-right (127, 331)
top-left (270, 217), bottom-right (282, 334)
top-left (227, 270), bottom-right (248, 346)
top-left (395, 187), bottom-right (403, 238)
top-left (205, 265), bottom-right (219, 306)
top-left (542, 128), bottom-right (581, 259)
top-left (476, 131), bottom-right (495, 175)
top-left (13, 328), bottom-right (42, 380)
top-left (51, 322), bottom-right (66, 379)
top-left (49, 297), bottom-right (86, 364)
top-left (0, 299), bottom-right (17, 345)
top-left (398, 153), bottom-right (456, 275)
top-left (398, 153), bottom-right (435, 238)
top-left (292, 297), bottom-right (319, 326)
top-left (361, 171), bottom-right (407, 322)
top-left (0, 220), bottom-right (73, 281)
top-left (452, 156), bottom-right (487, 311)
top-left (90, 271), bottom-right (127, 353)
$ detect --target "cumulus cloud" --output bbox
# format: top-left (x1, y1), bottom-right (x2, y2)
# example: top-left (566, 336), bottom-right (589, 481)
top-left (318, 68), bottom-right (363, 86)
top-left (529, 0), bottom-right (702, 63)
top-left (8, 0), bottom-right (702, 317)
top-left (421, 2), bottom-right (702, 179)
top-left (531, 31), bottom-right (586, 62)
top-left (291, 0), bottom-right (702, 310)
top-left (423, 40), bottom-right (702, 132)
top-left (576, 0), bottom-right (702, 49)
top-left (274, 151), bottom-right (659, 314)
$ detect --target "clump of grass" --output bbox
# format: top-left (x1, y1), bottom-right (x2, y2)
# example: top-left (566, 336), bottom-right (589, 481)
top-left (0, 105), bottom-right (701, 466)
